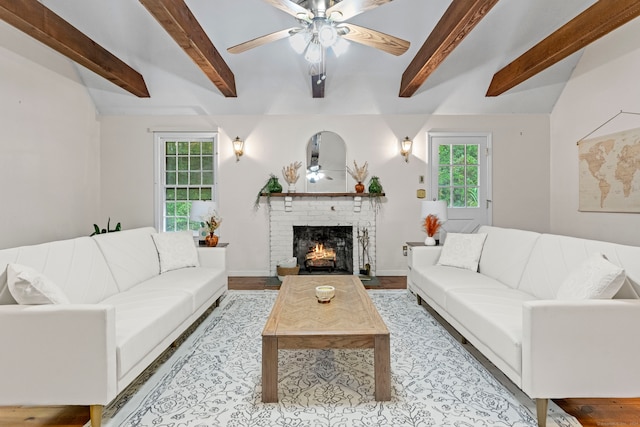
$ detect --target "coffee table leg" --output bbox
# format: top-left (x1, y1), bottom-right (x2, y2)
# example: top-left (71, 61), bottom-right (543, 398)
top-left (262, 335), bottom-right (278, 402)
top-left (374, 334), bottom-right (391, 401)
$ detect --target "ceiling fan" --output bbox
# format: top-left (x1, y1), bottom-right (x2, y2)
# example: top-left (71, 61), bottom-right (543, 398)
top-left (227, 0), bottom-right (410, 97)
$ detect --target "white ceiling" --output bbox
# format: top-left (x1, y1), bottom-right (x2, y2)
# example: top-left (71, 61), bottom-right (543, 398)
top-left (23, 0), bottom-right (600, 115)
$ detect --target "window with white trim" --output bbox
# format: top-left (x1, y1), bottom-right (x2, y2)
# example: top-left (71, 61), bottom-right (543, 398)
top-left (154, 132), bottom-right (217, 232)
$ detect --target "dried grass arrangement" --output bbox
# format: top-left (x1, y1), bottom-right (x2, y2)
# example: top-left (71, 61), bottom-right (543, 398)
top-left (347, 160), bottom-right (368, 183)
top-left (282, 161), bottom-right (302, 184)
top-left (423, 214), bottom-right (442, 237)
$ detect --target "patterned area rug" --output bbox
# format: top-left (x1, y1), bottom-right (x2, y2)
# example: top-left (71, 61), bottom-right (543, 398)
top-left (90, 290), bottom-right (581, 427)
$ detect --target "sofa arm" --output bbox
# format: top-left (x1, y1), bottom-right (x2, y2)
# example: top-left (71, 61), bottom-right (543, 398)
top-left (197, 246), bottom-right (227, 270)
top-left (409, 246), bottom-right (442, 267)
top-left (522, 299), bottom-right (640, 399)
top-left (0, 304), bottom-right (117, 406)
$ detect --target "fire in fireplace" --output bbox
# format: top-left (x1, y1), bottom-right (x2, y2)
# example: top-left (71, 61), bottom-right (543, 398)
top-left (305, 243), bottom-right (337, 272)
top-left (293, 226), bottom-right (353, 274)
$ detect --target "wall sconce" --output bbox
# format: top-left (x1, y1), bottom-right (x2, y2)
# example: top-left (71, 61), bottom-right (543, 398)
top-left (232, 136), bottom-right (244, 162)
top-left (400, 136), bottom-right (412, 162)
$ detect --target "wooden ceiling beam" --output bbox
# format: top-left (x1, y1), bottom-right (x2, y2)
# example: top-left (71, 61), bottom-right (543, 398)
top-left (486, 0), bottom-right (640, 97)
top-left (399, 0), bottom-right (499, 98)
top-left (0, 0), bottom-right (150, 97)
top-left (139, 0), bottom-right (236, 97)
top-left (312, 74), bottom-right (325, 98)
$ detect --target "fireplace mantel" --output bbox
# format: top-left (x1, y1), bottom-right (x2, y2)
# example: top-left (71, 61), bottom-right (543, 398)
top-left (262, 192), bottom-right (385, 197)
top-left (266, 192), bottom-right (384, 213)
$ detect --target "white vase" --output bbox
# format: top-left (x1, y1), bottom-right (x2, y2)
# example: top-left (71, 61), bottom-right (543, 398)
top-left (424, 236), bottom-right (436, 246)
top-left (288, 183), bottom-right (296, 193)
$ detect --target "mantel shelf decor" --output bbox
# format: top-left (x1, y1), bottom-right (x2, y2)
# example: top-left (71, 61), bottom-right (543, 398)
top-left (261, 192), bottom-right (385, 197)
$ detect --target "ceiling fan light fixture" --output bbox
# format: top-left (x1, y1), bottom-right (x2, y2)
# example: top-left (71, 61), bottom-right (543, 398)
top-left (304, 39), bottom-right (323, 64)
top-left (330, 36), bottom-right (349, 57)
top-left (289, 31), bottom-right (310, 54)
top-left (317, 23), bottom-right (338, 47)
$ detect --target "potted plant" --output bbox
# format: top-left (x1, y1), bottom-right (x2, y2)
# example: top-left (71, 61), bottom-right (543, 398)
top-left (282, 161), bottom-right (302, 193)
top-left (90, 218), bottom-right (121, 236)
top-left (368, 175), bottom-right (384, 212)
top-left (254, 174), bottom-right (283, 209)
top-left (347, 160), bottom-right (368, 193)
top-left (423, 214), bottom-right (442, 246)
top-left (204, 211), bottom-right (222, 247)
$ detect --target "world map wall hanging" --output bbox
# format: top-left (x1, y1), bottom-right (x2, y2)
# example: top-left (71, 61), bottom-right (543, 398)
top-left (578, 126), bottom-right (640, 212)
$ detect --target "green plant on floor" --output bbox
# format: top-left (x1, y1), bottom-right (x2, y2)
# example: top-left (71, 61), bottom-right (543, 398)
top-left (254, 174), bottom-right (283, 209)
top-left (91, 218), bottom-right (121, 236)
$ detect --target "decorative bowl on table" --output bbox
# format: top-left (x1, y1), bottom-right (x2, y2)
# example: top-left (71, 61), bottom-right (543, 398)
top-left (315, 285), bottom-right (335, 303)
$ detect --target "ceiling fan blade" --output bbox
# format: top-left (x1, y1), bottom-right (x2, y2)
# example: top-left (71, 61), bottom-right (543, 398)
top-left (340, 23), bottom-right (409, 56)
top-left (327, 0), bottom-right (393, 21)
top-left (227, 28), bottom-right (298, 54)
top-left (262, 0), bottom-right (313, 19)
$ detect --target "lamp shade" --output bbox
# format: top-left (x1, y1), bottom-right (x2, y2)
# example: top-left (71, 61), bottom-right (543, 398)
top-left (190, 201), bottom-right (217, 222)
top-left (421, 200), bottom-right (448, 223)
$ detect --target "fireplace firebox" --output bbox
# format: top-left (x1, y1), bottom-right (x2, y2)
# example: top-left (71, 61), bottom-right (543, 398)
top-left (293, 226), bottom-right (353, 274)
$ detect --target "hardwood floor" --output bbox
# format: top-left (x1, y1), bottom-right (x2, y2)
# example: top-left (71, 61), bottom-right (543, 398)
top-left (1, 276), bottom-right (637, 427)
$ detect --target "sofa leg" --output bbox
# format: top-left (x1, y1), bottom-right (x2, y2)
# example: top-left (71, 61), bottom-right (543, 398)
top-left (416, 294), bottom-right (422, 305)
top-left (460, 337), bottom-right (468, 345)
top-left (90, 404), bottom-right (103, 427)
top-left (536, 398), bottom-right (548, 427)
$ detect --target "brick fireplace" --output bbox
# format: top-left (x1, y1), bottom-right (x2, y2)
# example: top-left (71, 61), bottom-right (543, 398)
top-left (268, 195), bottom-right (376, 277)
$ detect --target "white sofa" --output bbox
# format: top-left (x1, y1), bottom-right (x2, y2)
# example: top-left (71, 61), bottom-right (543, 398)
top-left (408, 225), bottom-right (640, 427)
top-left (0, 227), bottom-right (227, 427)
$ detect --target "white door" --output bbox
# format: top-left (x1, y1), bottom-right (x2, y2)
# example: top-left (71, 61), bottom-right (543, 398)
top-left (429, 132), bottom-right (492, 234)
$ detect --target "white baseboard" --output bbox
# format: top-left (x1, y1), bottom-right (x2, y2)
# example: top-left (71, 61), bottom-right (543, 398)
top-left (228, 270), bottom-right (271, 277)
top-left (375, 270), bottom-right (408, 276)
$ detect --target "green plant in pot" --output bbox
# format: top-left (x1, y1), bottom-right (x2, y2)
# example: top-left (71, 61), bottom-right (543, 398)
top-left (368, 176), bottom-right (384, 212)
top-left (254, 174), bottom-right (283, 209)
top-left (90, 218), bottom-right (121, 236)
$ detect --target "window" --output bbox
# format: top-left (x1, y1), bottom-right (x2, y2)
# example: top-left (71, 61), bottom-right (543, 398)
top-left (437, 144), bottom-right (479, 208)
top-left (429, 132), bottom-right (492, 232)
top-left (154, 132), bottom-right (217, 232)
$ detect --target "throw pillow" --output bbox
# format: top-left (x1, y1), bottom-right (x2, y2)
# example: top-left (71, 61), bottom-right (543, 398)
top-left (152, 231), bottom-right (200, 274)
top-left (556, 252), bottom-right (626, 300)
top-left (7, 263), bottom-right (70, 304)
top-left (437, 233), bottom-right (488, 272)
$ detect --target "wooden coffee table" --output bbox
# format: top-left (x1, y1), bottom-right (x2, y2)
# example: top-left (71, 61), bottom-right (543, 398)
top-left (262, 275), bottom-right (390, 403)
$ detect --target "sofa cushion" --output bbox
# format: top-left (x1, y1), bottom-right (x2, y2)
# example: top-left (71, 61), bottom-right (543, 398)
top-left (0, 237), bottom-right (119, 304)
top-left (93, 227), bottom-right (161, 292)
top-left (7, 263), bottom-right (70, 304)
top-left (411, 265), bottom-right (506, 309)
top-left (134, 267), bottom-right (225, 311)
top-left (437, 233), bottom-right (487, 272)
top-left (519, 234), bottom-right (640, 300)
top-left (100, 288), bottom-right (193, 379)
top-left (556, 253), bottom-right (626, 300)
top-left (477, 226), bottom-right (541, 289)
top-left (151, 231), bottom-right (199, 274)
top-left (446, 287), bottom-right (537, 375)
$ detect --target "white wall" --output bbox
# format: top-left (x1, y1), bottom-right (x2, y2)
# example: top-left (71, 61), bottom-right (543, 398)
top-left (100, 114), bottom-right (550, 276)
top-left (550, 18), bottom-right (640, 245)
top-left (0, 24), bottom-right (101, 249)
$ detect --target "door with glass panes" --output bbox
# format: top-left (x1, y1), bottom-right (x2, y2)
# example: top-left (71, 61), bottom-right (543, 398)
top-left (429, 132), bottom-right (492, 234)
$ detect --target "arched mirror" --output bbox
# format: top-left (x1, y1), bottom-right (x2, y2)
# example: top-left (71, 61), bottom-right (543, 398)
top-left (305, 131), bottom-right (347, 192)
